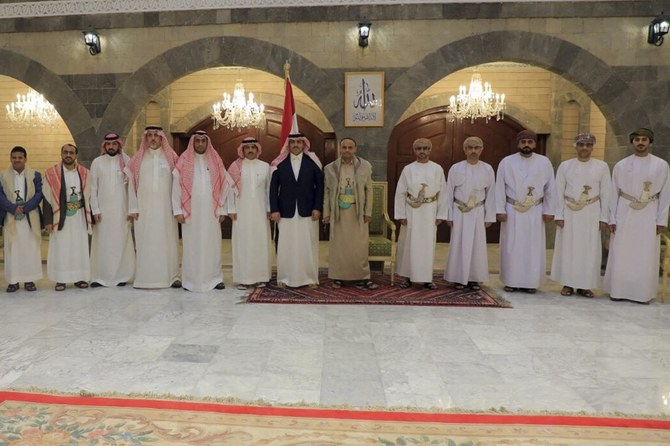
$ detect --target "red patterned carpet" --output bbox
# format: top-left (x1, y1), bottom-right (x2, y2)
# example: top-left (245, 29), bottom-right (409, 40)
top-left (246, 273), bottom-right (511, 307)
top-left (1, 391), bottom-right (668, 445)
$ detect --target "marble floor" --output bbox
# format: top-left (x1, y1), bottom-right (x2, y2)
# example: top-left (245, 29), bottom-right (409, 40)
top-left (0, 243), bottom-right (669, 417)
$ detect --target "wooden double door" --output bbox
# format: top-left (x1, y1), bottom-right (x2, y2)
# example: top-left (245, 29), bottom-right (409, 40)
top-left (387, 106), bottom-right (546, 243)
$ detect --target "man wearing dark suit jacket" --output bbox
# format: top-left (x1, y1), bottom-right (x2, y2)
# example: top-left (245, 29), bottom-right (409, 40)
top-left (270, 133), bottom-right (323, 288)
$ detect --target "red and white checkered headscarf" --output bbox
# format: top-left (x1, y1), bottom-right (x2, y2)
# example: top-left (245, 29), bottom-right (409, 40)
top-left (175, 130), bottom-right (229, 220)
top-left (227, 137), bottom-right (262, 197)
top-left (99, 132), bottom-right (129, 182)
top-left (270, 133), bottom-right (321, 171)
top-left (126, 126), bottom-right (178, 191)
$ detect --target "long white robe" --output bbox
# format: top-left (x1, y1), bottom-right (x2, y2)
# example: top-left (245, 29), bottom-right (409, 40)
top-left (47, 169), bottom-right (90, 283)
top-left (551, 158), bottom-right (611, 289)
top-left (227, 159), bottom-right (272, 285)
top-left (128, 148), bottom-right (179, 288)
top-left (394, 161), bottom-right (448, 283)
top-left (89, 154), bottom-right (135, 286)
top-left (2, 170), bottom-right (42, 284)
top-left (604, 154), bottom-right (670, 302)
top-left (443, 160), bottom-right (495, 285)
top-left (495, 153), bottom-right (554, 289)
top-left (276, 153), bottom-right (320, 287)
top-left (172, 155), bottom-right (226, 292)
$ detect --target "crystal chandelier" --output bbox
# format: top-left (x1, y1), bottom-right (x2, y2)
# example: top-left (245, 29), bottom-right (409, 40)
top-left (447, 72), bottom-right (506, 123)
top-left (5, 88), bottom-right (60, 128)
top-left (211, 80), bottom-right (265, 130)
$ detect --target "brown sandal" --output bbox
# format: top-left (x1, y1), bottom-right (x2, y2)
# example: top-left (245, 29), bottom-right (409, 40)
top-left (560, 286), bottom-right (574, 296)
top-left (454, 283), bottom-right (466, 290)
top-left (75, 281), bottom-right (89, 289)
top-left (576, 288), bottom-right (594, 298)
top-left (55, 283), bottom-right (66, 291)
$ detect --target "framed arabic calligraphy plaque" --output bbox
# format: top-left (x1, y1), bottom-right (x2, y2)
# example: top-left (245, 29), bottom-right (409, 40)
top-left (344, 72), bottom-right (384, 127)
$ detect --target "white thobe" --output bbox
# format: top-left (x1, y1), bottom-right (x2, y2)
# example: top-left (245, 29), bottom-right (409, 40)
top-left (90, 154), bottom-right (135, 286)
top-left (394, 161), bottom-right (448, 283)
top-left (495, 153), bottom-right (554, 289)
top-left (604, 154), bottom-right (670, 302)
top-left (128, 148), bottom-right (179, 288)
top-left (551, 158), bottom-right (611, 290)
top-left (172, 155), bottom-right (225, 292)
top-left (276, 153), bottom-right (320, 287)
top-left (47, 169), bottom-right (90, 283)
top-left (4, 171), bottom-right (42, 284)
top-left (444, 160), bottom-right (496, 285)
top-left (227, 159), bottom-right (272, 285)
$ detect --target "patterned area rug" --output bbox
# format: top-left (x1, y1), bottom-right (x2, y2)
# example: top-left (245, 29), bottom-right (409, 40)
top-left (1, 391), bottom-right (669, 446)
top-left (246, 273), bottom-right (511, 308)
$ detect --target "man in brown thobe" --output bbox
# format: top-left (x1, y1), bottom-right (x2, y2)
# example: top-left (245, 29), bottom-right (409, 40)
top-left (322, 138), bottom-right (378, 289)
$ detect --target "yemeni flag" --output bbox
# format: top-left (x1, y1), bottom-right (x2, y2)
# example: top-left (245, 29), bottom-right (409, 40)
top-left (279, 76), bottom-right (299, 148)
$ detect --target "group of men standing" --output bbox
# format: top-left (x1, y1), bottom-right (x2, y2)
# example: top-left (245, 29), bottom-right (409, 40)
top-left (0, 128), bottom-right (380, 294)
top-left (395, 127), bottom-right (669, 304)
top-left (0, 125), bottom-right (667, 304)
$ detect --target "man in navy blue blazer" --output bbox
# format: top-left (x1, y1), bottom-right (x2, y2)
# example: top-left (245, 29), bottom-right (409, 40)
top-left (270, 133), bottom-right (323, 288)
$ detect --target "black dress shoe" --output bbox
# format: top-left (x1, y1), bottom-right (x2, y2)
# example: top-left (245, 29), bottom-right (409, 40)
top-left (90, 282), bottom-right (103, 288)
top-left (117, 282), bottom-right (127, 287)
top-left (171, 280), bottom-right (182, 288)
top-left (215, 282), bottom-right (226, 290)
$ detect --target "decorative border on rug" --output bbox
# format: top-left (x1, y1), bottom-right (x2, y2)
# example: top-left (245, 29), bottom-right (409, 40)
top-left (2, 391), bottom-right (669, 430)
top-left (245, 273), bottom-right (512, 308)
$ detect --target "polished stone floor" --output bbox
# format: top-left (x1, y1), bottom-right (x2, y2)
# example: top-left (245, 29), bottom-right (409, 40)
top-left (0, 243), bottom-right (669, 417)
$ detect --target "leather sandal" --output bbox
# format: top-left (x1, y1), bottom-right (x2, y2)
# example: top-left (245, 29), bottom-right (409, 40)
top-left (576, 288), bottom-right (594, 298)
top-left (503, 286), bottom-right (518, 292)
top-left (332, 280), bottom-right (343, 289)
top-left (6, 283), bottom-right (18, 293)
top-left (171, 280), bottom-right (182, 288)
top-left (55, 283), bottom-right (66, 291)
top-left (468, 282), bottom-right (481, 291)
top-left (75, 281), bottom-right (89, 289)
top-left (364, 281), bottom-right (379, 290)
top-left (24, 282), bottom-right (36, 292)
top-left (356, 280), bottom-right (379, 290)
top-left (560, 286), bottom-right (574, 296)
top-left (424, 282), bottom-right (438, 290)
top-left (399, 278), bottom-right (412, 289)
top-left (215, 282), bottom-right (226, 290)
top-left (454, 283), bottom-right (466, 290)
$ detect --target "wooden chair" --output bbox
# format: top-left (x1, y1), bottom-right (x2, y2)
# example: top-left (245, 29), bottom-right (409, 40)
top-left (660, 233), bottom-right (670, 303)
top-left (368, 181), bottom-right (396, 285)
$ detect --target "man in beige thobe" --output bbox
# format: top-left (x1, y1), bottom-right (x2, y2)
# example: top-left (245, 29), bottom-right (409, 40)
top-left (323, 138), bottom-right (378, 289)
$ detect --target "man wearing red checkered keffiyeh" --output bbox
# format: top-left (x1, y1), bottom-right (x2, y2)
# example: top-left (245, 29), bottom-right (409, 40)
top-left (125, 126), bottom-right (181, 289)
top-left (172, 130), bottom-right (230, 292)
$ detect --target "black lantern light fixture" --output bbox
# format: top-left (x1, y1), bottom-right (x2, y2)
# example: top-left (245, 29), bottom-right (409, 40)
top-left (648, 13), bottom-right (670, 46)
top-left (83, 28), bottom-right (101, 55)
top-left (358, 19), bottom-right (372, 48)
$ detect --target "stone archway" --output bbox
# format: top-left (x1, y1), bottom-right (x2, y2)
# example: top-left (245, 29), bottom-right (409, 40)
top-left (382, 31), bottom-right (644, 172)
top-left (99, 36), bottom-right (339, 143)
top-left (0, 49), bottom-right (92, 147)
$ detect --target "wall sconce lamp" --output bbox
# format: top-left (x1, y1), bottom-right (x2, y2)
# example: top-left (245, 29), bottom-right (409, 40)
top-left (358, 19), bottom-right (372, 48)
top-left (83, 28), bottom-right (101, 55)
top-left (648, 13), bottom-right (670, 46)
